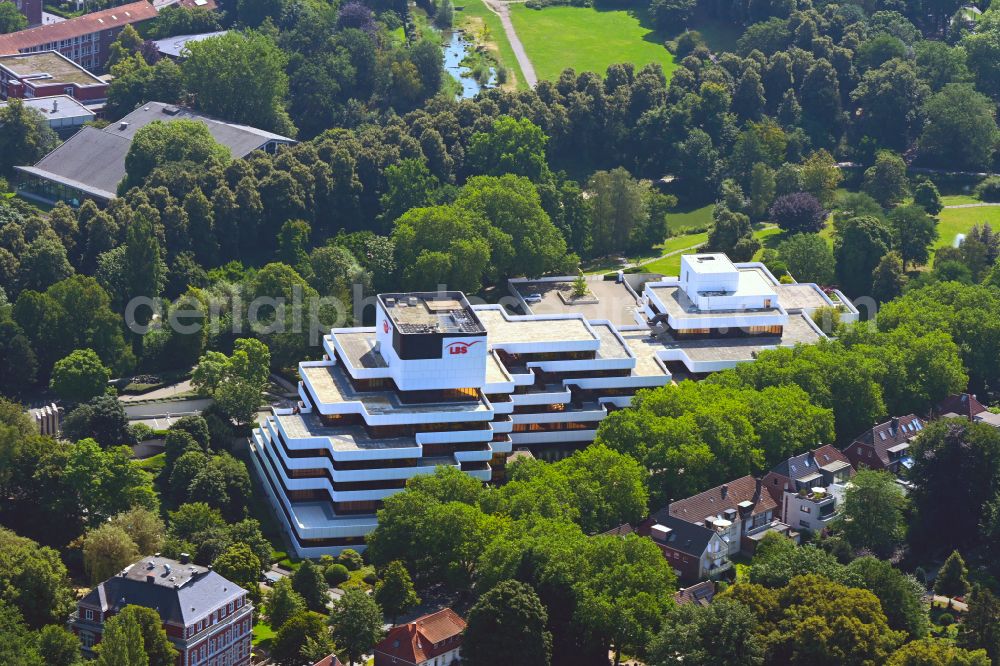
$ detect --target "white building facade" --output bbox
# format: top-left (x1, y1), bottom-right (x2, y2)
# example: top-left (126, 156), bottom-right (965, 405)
top-left (250, 255), bottom-right (859, 557)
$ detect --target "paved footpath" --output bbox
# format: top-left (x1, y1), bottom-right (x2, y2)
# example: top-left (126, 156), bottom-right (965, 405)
top-left (482, 0), bottom-right (537, 88)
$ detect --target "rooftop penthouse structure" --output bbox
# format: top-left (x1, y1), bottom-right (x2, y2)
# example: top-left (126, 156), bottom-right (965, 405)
top-left (250, 255), bottom-right (859, 557)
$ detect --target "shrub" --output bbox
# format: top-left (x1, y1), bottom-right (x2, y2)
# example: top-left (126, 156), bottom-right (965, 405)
top-left (338, 549), bottom-right (364, 571)
top-left (976, 176), bottom-right (1000, 202)
top-left (937, 613), bottom-right (954, 626)
top-left (363, 571), bottom-right (378, 585)
top-left (325, 563), bottom-right (349, 587)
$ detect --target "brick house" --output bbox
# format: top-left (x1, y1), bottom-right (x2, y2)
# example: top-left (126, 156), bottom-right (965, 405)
top-left (374, 608), bottom-right (465, 666)
top-left (0, 1), bottom-right (158, 72)
top-left (660, 475), bottom-right (798, 556)
top-left (763, 444), bottom-right (855, 533)
top-left (937, 393), bottom-right (1000, 429)
top-left (843, 415), bottom-right (925, 475)
top-left (640, 512), bottom-right (730, 583)
top-left (70, 556), bottom-right (253, 666)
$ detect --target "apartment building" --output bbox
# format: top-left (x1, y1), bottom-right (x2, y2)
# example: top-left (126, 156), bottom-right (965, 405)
top-left (70, 555), bottom-right (253, 666)
top-left (0, 1), bottom-right (158, 72)
top-left (250, 255), bottom-right (859, 557)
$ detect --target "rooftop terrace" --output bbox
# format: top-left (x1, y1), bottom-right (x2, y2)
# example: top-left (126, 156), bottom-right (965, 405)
top-left (274, 411), bottom-right (418, 452)
top-left (510, 277), bottom-right (642, 327)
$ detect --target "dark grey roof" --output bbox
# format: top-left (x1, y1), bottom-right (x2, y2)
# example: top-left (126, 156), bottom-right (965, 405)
top-left (17, 126), bottom-right (128, 200)
top-left (646, 512), bottom-right (716, 557)
top-left (79, 557), bottom-right (247, 627)
top-left (107, 102), bottom-right (294, 156)
top-left (16, 101), bottom-right (295, 202)
top-left (772, 451), bottom-right (816, 481)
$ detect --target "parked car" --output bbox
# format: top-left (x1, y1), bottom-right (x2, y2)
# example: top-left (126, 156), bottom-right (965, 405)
top-left (524, 293), bottom-right (542, 303)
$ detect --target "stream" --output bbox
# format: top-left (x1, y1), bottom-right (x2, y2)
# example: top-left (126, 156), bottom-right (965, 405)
top-left (443, 29), bottom-right (496, 99)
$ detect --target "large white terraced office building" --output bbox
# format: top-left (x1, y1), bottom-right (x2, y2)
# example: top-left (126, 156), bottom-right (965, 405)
top-left (250, 253), bottom-right (858, 556)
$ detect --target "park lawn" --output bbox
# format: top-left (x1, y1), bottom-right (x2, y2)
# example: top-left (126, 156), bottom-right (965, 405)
top-left (457, 0), bottom-right (528, 89)
top-left (936, 205), bottom-right (1000, 250)
top-left (940, 194), bottom-right (981, 206)
top-left (665, 203), bottom-right (714, 235)
top-left (638, 227), bottom-right (781, 275)
top-left (509, 5), bottom-right (675, 82)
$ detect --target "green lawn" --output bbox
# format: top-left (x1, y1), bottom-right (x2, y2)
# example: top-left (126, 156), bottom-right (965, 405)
top-left (639, 227), bottom-right (782, 275)
top-left (252, 621), bottom-right (276, 648)
top-left (457, 0), bottom-right (528, 89)
top-left (509, 5), bottom-right (675, 82)
top-left (665, 203), bottom-right (715, 235)
top-left (937, 205), bottom-right (1000, 250)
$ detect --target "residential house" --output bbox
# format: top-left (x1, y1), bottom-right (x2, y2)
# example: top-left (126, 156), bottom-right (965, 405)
top-left (70, 555), bottom-right (253, 666)
top-left (674, 580), bottom-right (716, 606)
top-left (937, 393), bottom-right (1000, 429)
top-left (311, 655), bottom-right (344, 666)
top-left (0, 1), bottom-right (159, 72)
top-left (763, 444), bottom-right (854, 533)
top-left (374, 608), bottom-right (465, 666)
top-left (844, 415), bottom-right (925, 475)
top-left (639, 513), bottom-right (730, 583)
top-left (658, 475), bottom-right (797, 557)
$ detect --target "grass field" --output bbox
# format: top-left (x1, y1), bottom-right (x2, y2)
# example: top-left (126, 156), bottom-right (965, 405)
top-left (509, 5), bottom-right (675, 82)
top-left (937, 205), bottom-right (1000, 250)
top-left (639, 226), bottom-right (782, 275)
top-left (456, 0), bottom-right (528, 89)
top-left (665, 203), bottom-right (714, 235)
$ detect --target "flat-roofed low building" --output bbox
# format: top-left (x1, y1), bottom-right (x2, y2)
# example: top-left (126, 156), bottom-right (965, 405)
top-left (16, 100), bottom-right (295, 206)
top-left (151, 30), bottom-right (227, 59)
top-left (0, 51), bottom-right (107, 104)
top-left (0, 94), bottom-right (95, 137)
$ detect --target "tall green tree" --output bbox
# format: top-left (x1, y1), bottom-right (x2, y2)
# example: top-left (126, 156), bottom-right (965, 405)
top-left (463, 580), bottom-right (552, 666)
top-left (888, 204), bottom-right (939, 269)
top-left (328, 589), bottom-right (384, 666)
top-left (50, 349), bottom-right (111, 403)
top-left (935, 550), bottom-right (971, 598)
top-left (0, 99), bottom-right (56, 176)
top-left (373, 561), bottom-right (420, 625)
top-left (840, 469), bottom-right (908, 557)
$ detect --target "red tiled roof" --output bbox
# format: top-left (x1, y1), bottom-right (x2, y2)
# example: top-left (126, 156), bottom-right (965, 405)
top-left (812, 444), bottom-right (852, 470)
top-left (311, 655), bottom-right (343, 666)
top-left (375, 608), bottom-right (466, 665)
top-left (598, 523), bottom-right (634, 537)
top-left (853, 415), bottom-right (923, 466)
top-left (667, 475), bottom-right (776, 525)
top-left (0, 1), bottom-right (158, 52)
top-left (936, 393), bottom-right (988, 421)
top-left (675, 580), bottom-right (716, 606)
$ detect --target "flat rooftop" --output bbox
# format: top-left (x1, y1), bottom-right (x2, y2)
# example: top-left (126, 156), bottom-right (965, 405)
top-left (0, 51), bottom-right (104, 86)
top-left (648, 283), bottom-right (783, 319)
top-left (290, 501), bottom-right (381, 527)
top-left (274, 411), bottom-right (418, 452)
top-left (330, 332), bottom-right (386, 369)
top-left (591, 322), bottom-right (630, 359)
top-left (0, 95), bottom-right (94, 120)
top-left (653, 313), bottom-right (822, 362)
top-left (474, 308), bottom-right (597, 345)
top-left (686, 253), bottom-right (738, 275)
top-left (380, 293), bottom-right (484, 335)
top-left (511, 278), bottom-right (642, 327)
top-left (301, 364), bottom-right (491, 415)
top-left (619, 331), bottom-right (671, 377)
top-left (774, 283), bottom-right (831, 311)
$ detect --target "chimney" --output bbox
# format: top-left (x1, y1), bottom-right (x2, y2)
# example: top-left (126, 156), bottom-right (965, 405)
top-left (179, 553), bottom-right (190, 565)
top-left (891, 417), bottom-right (899, 433)
top-left (146, 575), bottom-right (155, 583)
top-left (52, 98), bottom-right (58, 112)
top-left (753, 477), bottom-right (763, 503)
top-left (720, 484), bottom-right (728, 499)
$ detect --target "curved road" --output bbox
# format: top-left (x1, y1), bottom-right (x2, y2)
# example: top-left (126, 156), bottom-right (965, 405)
top-left (482, 0), bottom-right (537, 88)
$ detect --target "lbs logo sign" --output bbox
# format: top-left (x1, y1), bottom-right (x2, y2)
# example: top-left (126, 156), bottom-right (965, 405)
top-left (383, 320), bottom-right (390, 334)
top-left (447, 341), bottom-right (481, 355)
